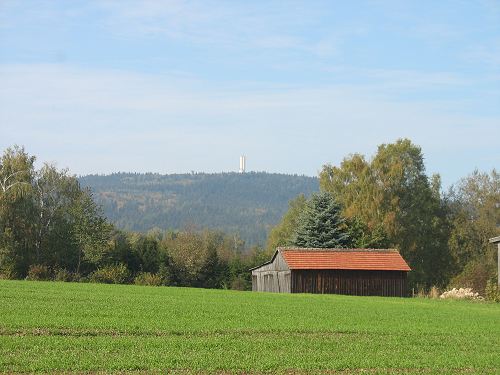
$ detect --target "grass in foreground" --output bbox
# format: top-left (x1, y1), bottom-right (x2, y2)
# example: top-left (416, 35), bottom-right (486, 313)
top-left (0, 280), bottom-right (499, 374)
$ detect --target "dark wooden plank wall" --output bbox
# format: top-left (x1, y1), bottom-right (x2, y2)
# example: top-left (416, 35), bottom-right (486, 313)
top-left (291, 270), bottom-right (408, 297)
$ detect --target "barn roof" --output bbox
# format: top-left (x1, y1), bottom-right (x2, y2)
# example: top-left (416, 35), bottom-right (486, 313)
top-left (489, 236), bottom-right (500, 244)
top-left (280, 248), bottom-right (411, 271)
top-left (251, 247), bottom-right (411, 272)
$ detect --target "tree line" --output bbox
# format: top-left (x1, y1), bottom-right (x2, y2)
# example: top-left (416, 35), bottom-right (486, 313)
top-left (1, 141), bottom-right (498, 294)
top-left (0, 146), bottom-right (266, 288)
top-left (267, 139), bottom-right (499, 293)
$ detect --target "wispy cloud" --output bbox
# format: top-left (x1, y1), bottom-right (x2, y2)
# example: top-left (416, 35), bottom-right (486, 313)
top-left (463, 38), bottom-right (500, 66)
top-left (0, 0), bottom-right (90, 28)
top-left (95, 0), bottom-right (350, 57)
top-left (1, 63), bottom-right (498, 185)
top-left (0, 2), bottom-right (499, 186)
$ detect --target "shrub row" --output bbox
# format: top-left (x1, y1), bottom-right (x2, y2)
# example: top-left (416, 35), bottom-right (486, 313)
top-left (25, 264), bottom-right (223, 288)
top-left (27, 265), bottom-right (78, 282)
top-left (413, 281), bottom-right (499, 303)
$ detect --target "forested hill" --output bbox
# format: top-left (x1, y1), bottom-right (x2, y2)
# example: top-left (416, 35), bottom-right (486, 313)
top-left (79, 172), bottom-right (319, 245)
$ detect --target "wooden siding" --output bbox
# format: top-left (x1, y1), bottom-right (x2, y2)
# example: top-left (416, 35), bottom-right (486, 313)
top-left (291, 269), bottom-right (408, 297)
top-left (251, 252), bottom-right (291, 292)
top-left (252, 270), bottom-right (291, 293)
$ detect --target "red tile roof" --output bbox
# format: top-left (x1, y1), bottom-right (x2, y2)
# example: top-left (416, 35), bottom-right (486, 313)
top-left (279, 248), bottom-right (411, 271)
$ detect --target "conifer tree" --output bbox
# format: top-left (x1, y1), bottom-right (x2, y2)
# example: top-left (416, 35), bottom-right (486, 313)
top-left (293, 192), bottom-right (349, 248)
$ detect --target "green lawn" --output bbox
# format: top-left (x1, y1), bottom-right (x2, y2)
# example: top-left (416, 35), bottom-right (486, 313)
top-left (0, 280), bottom-right (499, 374)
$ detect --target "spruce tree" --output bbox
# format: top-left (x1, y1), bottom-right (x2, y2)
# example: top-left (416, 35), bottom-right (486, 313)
top-left (293, 192), bottom-right (349, 248)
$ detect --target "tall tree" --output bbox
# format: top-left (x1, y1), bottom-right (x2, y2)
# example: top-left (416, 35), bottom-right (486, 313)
top-left (320, 139), bottom-right (452, 287)
top-left (33, 164), bottom-right (81, 264)
top-left (293, 192), bottom-right (349, 248)
top-left (320, 153), bottom-right (381, 228)
top-left (447, 169), bottom-right (499, 291)
top-left (0, 146), bottom-right (34, 198)
top-left (345, 216), bottom-right (389, 249)
top-left (0, 146), bottom-right (113, 277)
top-left (71, 189), bottom-right (112, 274)
top-left (0, 146), bottom-right (36, 277)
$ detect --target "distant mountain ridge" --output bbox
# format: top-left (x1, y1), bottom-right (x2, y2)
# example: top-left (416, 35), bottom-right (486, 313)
top-left (79, 172), bottom-right (319, 246)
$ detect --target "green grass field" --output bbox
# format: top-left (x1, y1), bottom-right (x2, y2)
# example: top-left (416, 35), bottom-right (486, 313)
top-left (0, 280), bottom-right (499, 374)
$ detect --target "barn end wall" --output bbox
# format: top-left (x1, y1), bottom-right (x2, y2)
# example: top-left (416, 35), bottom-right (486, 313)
top-left (251, 252), bottom-right (291, 292)
top-left (291, 269), bottom-right (408, 297)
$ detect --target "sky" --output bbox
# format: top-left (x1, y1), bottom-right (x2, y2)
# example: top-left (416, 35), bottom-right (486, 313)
top-left (0, 0), bottom-right (499, 188)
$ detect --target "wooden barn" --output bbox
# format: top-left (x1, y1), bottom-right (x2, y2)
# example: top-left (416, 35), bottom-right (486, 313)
top-left (489, 236), bottom-right (500, 286)
top-left (250, 247), bottom-right (411, 297)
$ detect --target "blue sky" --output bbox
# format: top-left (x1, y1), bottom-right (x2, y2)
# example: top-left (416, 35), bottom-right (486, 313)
top-left (0, 1), bottom-right (499, 188)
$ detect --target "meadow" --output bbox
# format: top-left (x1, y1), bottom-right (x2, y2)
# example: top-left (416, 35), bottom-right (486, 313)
top-left (0, 280), bottom-right (499, 374)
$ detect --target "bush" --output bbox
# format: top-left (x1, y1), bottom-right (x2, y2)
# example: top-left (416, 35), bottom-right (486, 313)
top-left (413, 286), bottom-right (440, 299)
top-left (90, 264), bottom-right (130, 284)
top-left (74, 274), bottom-right (88, 283)
top-left (485, 280), bottom-right (500, 302)
top-left (415, 288), bottom-right (427, 298)
top-left (26, 264), bottom-right (52, 281)
top-left (429, 286), bottom-right (440, 299)
top-left (54, 268), bottom-right (72, 282)
top-left (449, 258), bottom-right (496, 295)
top-left (230, 275), bottom-right (250, 291)
top-left (0, 271), bottom-right (15, 280)
top-left (134, 272), bottom-right (163, 286)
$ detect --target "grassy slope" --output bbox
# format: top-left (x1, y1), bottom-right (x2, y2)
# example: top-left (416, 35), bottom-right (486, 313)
top-left (0, 280), bottom-right (499, 373)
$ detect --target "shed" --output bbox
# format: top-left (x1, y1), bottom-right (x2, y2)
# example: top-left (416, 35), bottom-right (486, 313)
top-left (489, 236), bottom-right (500, 286)
top-left (250, 247), bottom-right (411, 297)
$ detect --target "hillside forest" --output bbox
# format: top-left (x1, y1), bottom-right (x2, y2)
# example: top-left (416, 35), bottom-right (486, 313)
top-left (0, 139), bottom-right (498, 293)
top-left (79, 172), bottom-right (318, 246)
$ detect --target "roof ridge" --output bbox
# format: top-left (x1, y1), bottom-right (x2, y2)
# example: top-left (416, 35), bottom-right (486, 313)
top-left (277, 247), bottom-right (399, 253)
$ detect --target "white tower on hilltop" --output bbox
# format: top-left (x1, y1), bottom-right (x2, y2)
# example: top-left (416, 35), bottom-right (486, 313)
top-left (239, 155), bottom-right (246, 173)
